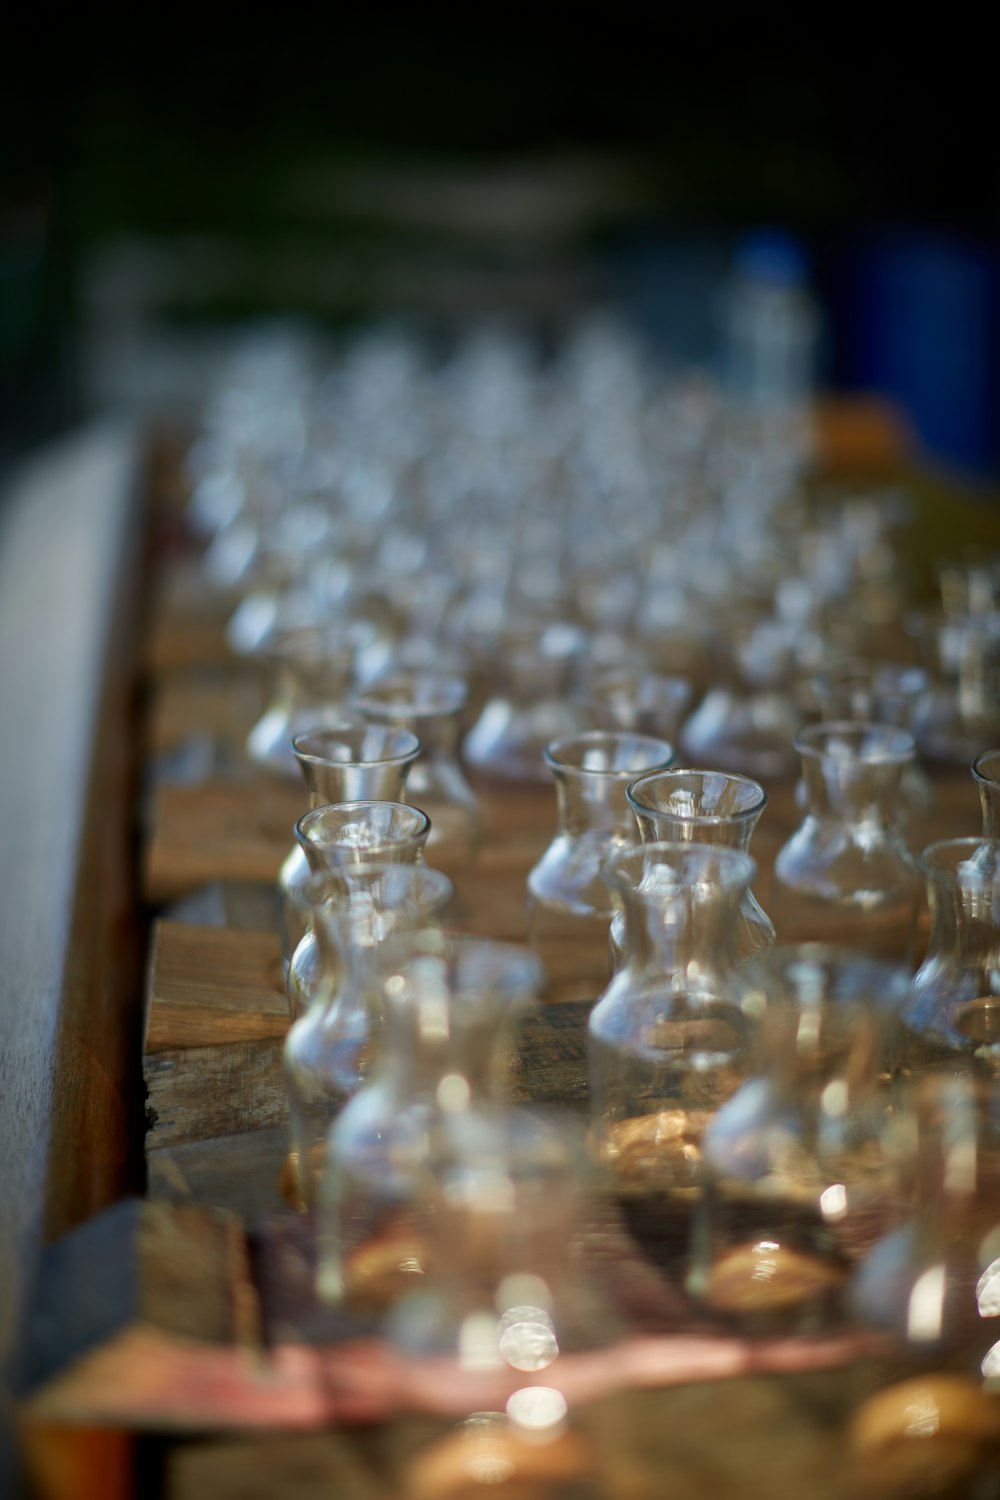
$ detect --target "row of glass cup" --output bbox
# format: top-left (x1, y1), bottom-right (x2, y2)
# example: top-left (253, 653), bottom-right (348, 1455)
top-left (278, 710), bottom-right (1000, 1284)
top-left (279, 710), bottom-right (1000, 1199)
top-left (279, 933), bottom-right (1000, 1494)
top-left (526, 725), bottom-right (1000, 987)
top-left (265, 651), bottom-right (992, 1011)
top-left (236, 581), bottom-right (1000, 801)
top-left (185, 324), bottom-right (1000, 803)
top-left (282, 887), bottom-right (1000, 1489)
top-left (182, 327), bottom-right (1000, 1479)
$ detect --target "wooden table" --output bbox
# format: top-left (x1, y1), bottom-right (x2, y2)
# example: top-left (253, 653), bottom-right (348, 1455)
top-left (4, 411), bottom-right (999, 1498)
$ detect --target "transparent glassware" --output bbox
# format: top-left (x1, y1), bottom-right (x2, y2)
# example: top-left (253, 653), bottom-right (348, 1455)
top-left (905, 606), bottom-right (1000, 765)
top-left (283, 863), bottom-right (454, 1210)
top-left (770, 722), bottom-right (922, 965)
top-left (809, 659), bottom-right (935, 829)
top-left (938, 546), bottom-right (1000, 618)
top-left (245, 622), bottom-right (376, 779)
top-left (678, 610), bottom-right (802, 781)
top-left (902, 838), bottom-right (1000, 1075)
top-left (526, 732), bottom-right (674, 1000)
top-left (386, 1106), bottom-right (594, 1364)
top-left (575, 666), bottom-right (693, 744)
top-left (386, 1109), bottom-right (601, 1500)
top-left (849, 1074), bottom-right (1000, 1486)
top-left (588, 841), bottom-right (757, 1276)
top-left (463, 618), bottom-right (588, 784)
top-left (225, 548), bottom-right (396, 665)
top-left (353, 672), bottom-right (482, 874)
top-left (318, 933), bottom-right (542, 1307)
top-left (278, 726), bottom-right (420, 976)
top-left (621, 768), bottom-right (775, 968)
top-left (973, 749), bottom-right (1000, 838)
top-left (689, 946), bottom-right (913, 1335)
top-left (286, 801), bottom-right (430, 1020)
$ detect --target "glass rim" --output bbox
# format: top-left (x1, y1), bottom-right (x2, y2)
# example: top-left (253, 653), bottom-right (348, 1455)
top-left (294, 800), bottom-right (431, 849)
top-left (600, 837), bottom-right (757, 890)
top-left (291, 725), bottom-right (421, 768)
top-left (626, 766), bottom-right (767, 823)
top-left (918, 835), bottom-right (1000, 876)
top-left (793, 719), bottom-right (915, 764)
top-left (972, 748), bottom-right (1000, 787)
top-left (543, 729), bottom-right (675, 777)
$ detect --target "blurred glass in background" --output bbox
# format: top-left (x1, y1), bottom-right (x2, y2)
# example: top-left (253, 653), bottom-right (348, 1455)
top-left (1, 22), bottom-right (998, 478)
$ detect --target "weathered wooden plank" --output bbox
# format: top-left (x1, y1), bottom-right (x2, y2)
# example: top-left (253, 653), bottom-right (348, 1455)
top-left (161, 878), bottom-right (282, 933)
top-left (145, 1039), bottom-right (288, 1149)
top-left (144, 778), bottom-right (552, 905)
top-left (255, 1212), bottom-right (372, 1349)
top-left (144, 780), bottom-right (304, 901)
top-left (141, 1000), bottom-right (590, 1229)
top-left (167, 1434), bottom-right (381, 1500)
top-left (510, 1000), bottom-right (590, 1109)
top-left (142, 1007), bottom-right (590, 1158)
top-left (22, 1199), bottom-right (256, 1399)
top-left (148, 1126), bottom-right (291, 1224)
top-left (19, 1425), bottom-right (132, 1500)
top-left (448, 866), bottom-right (531, 944)
top-left (146, 672), bottom-right (261, 755)
top-left (146, 922), bottom-right (287, 1053)
top-left (473, 776), bottom-right (555, 839)
top-left (143, 599), bottom-right (234, 674)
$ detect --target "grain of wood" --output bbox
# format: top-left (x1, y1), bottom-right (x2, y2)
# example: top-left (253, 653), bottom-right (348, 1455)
top-left (146, 921), bottom-right (287, 1053)
top-left (148, 1127), bottom-right (291, 1224)
top-left (144, 779), bottom-right (304, 901)
top-left (143, 604), bottom-right (234, 673)
top-left (167, 1434), bottom-right (381, 1500)
top-left (146, 673), bottom-right (261, 755)
top-left (509, 1000), bottom-right (590, 1107)
top-left (23, 1198), bottom-right (257, 1400)
top-left (145, 1039), bottom-right (288, 1149)
top-left (144, 781), bottom-right (553, 906)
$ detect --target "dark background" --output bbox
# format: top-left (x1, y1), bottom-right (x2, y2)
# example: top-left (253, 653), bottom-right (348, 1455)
top-left (3, 20), bottom-right (999, 475)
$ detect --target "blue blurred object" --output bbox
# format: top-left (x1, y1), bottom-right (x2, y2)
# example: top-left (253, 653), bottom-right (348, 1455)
top-left (843, 233), bottom-right (1000, 477)
top-left (733, 229), bottom-right (810, 288)
top-left (722, 228), bottom-right (819, 409)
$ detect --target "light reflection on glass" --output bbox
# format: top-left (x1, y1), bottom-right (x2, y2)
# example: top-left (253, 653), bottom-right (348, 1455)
top-left (906, 1264), bottom-right (946, 1343)
top-left (943, 1137), bottom-right (978, 1197)
top-left (976, 1258), bottom-right (1000, 1317)
top-left (979, 1225), bottom-right (1000, 1268)
top-left (820, 1080), bottom-right (848, 1117)
top-left (751, 1240), bottom-right (780, 1284)
top-left (437, 1073), bottom-right (472, 1112)
top-left (458, 1412), bottom-right (515, 1486)
top-left (498, 1315), bottom-right (559, 1373)
top-left (458, 1312), bottom-right (502, 1371)
top-left (506, 1385), bottom-right (568, 1432)
top-left (820, 1183), bottom-right (848, 1220)
top-left (902, 1393), bottom-right (941, 1438)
